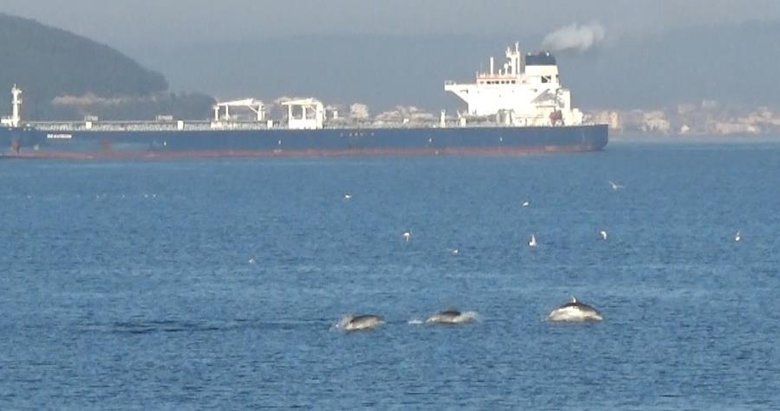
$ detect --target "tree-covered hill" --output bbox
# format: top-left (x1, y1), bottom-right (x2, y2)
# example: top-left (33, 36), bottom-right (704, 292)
top-left (0, 13), bottom-right (213, 120)
top-left (0, 13), bottom-right (167, 98)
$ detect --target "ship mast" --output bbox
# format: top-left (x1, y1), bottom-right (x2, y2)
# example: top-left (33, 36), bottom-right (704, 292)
top-left (11, 85), bottom-right (22, 128)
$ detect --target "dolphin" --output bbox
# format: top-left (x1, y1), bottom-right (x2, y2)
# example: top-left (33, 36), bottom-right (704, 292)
top-left (339, 314), bottom-right (384, 331)
top-left (425, 309), bottom-right (477, 325)
top-left (547, 296), bottom-right (603, 322)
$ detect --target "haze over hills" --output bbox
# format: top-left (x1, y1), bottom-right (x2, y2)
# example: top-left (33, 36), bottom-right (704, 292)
top-left (1, 11), bottom-right (779, 121)
top-left (125, 21), bottom-right (780, 112)
top-left (0, 13), bottom-right (213, 120)
top-left (568, 21), bottom-right (780, 109)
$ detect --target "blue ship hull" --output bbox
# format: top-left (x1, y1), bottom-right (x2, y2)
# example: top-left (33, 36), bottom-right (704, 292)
top-left (1, 124), bottom-right (607, 159)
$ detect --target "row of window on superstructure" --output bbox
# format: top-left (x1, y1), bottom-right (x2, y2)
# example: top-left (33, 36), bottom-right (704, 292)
top-left (479, 80), bottom-right (517, 85)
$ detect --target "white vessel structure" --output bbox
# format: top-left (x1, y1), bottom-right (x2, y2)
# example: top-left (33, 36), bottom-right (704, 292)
top-left (1, 41), bottom-right (607, 159)
top-left (0, 84), bottom-right (22, 128)
top-left (445, 43), bottom-right (583, 127)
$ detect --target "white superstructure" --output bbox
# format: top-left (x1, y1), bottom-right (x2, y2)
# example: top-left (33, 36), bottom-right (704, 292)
top-left (445, 43), bottom-right (583, 126)
top-left (3, 43), bottom-right (589, 134)
top-left (282, 98), bottom-right (325, 130)
top-left (1, 84), bottom-right (22, 128)
top-left (212, 99), bottom-right (265, 122)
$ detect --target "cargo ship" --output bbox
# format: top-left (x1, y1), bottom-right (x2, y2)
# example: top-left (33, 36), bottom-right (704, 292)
top-left (1, 43), bottom-right (607, 159)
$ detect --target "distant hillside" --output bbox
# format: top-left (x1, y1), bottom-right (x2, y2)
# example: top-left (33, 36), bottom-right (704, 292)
top-left (0, 13), bottom-right (213, 120)
top-left (562, 20), bottom-right (780, 109)
top-left (125, 21), bottom-right (780, 111)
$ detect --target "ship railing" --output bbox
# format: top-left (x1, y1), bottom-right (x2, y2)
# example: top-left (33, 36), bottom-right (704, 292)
top-left (27, 119), bottom-right (592, 132)
top-left (30, 120), bottom-right (226, 132)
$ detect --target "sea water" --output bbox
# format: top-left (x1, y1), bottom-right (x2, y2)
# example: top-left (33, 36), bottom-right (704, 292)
top-left (1, 140), bottom-right (779, 408)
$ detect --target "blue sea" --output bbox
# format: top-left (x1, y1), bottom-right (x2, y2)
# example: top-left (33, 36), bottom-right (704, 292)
top-left (2, 141), bottom-right (779, 409)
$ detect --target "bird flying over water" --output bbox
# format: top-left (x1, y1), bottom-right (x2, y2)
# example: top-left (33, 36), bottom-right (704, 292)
top-left (608, 180), bottom-right (624, 191)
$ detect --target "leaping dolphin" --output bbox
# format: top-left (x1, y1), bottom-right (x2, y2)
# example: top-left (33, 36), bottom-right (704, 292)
top-left (547, 296), bottom-right (603, 322)
top-left (338, 314), bottom-right (384, 331)
top-left (425, 309), bottom-right (477, 325)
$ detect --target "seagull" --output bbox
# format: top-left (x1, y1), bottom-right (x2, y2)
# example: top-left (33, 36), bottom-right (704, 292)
top-left (449, 248), bottom-right (460, 255)
top-left (522, 200), bottom-right (530, 208)
top-left (528, 234), bottom-right (537, 248)
top-left (343, 193), bottom-right (352, 200)
top-left (599, 230), bottom-right (608, 240)
top-left (402, 230), bottom-right (412, 242)
top-left (248, 256), bottom-right (256, 264)
top-left (608, 180), bottom-right (625, 191)
top-left (735, 230), bottom-right (741, 242)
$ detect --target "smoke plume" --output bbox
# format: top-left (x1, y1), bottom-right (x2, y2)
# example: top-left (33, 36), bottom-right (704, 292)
top-left (541, 23), bottom-right (606, 53)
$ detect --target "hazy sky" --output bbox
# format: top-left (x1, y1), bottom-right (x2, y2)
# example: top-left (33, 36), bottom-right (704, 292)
top-left (3, 0), bottom-right (780, 48)
top-left (4, 0), bottom-right (780, 110)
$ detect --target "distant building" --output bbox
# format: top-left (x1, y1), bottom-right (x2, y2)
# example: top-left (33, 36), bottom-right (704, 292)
top-left (350, 103), bottom-right (370, 120)
top-left (588, 110), bottom-right (621, 132)
top-left (714, 122), bottom-right (760, 135)
top-left (641, 111), bottom-right (671, 134)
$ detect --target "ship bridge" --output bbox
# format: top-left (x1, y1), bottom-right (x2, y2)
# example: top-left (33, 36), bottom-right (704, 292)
top-left (444, 43), bottom-right (582, 126)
